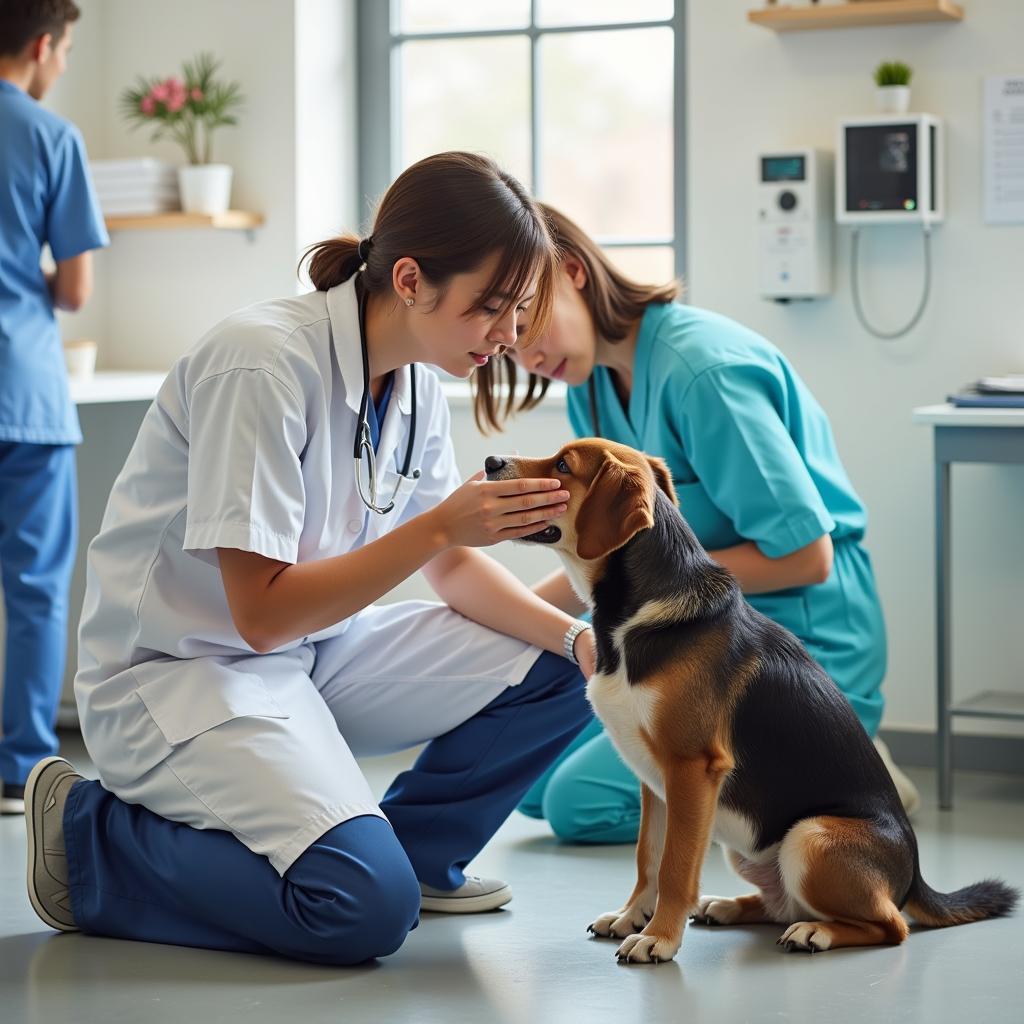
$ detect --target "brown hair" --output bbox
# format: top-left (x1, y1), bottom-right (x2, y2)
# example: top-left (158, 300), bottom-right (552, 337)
top-left (301, 151), bottom-right (556, 393)
top-left (474, 202), bottom-right (681, 433)
top-left (0, 0), bottom-right (80, 57)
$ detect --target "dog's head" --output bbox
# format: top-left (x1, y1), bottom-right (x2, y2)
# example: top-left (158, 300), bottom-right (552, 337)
top-left (485, 439), bottom-right (676, 563)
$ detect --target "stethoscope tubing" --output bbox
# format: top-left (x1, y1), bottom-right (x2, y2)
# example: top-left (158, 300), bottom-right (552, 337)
top-left (353, 274), bottom-right (419, 514)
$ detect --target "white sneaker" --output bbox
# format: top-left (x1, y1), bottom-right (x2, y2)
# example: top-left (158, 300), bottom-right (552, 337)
top-left (420, 875), bottom-right (512, 914)
top-left (873, 737), bottom-right (921, 817)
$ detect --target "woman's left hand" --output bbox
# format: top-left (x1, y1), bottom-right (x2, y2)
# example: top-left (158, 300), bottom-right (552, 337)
top-left (574, 627), bottom-right (596, 679)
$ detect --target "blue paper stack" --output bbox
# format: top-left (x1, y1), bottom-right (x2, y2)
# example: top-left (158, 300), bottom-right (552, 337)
top-left (948, 375), bottom-right (1024, 408)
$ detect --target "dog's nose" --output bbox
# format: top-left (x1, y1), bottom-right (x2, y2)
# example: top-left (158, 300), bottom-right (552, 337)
top-left (484, 455), bottom-right (506, 475)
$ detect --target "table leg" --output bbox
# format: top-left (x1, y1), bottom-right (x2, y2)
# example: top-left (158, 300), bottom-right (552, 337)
top-left (936, 455), bottom-right (952, 809)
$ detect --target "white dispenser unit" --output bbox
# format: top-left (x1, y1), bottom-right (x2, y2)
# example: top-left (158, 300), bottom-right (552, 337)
top-left (757, 149), bottom-right (833, 301)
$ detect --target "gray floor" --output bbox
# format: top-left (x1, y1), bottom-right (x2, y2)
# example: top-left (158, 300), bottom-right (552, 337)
top-left (2, 732), bottom-right (1022, 1024)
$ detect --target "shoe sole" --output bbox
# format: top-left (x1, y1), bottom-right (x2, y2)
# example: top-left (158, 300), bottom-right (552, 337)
top-left (421, 887), bottom-right (513, 914)
top-left (24, 756), bottom-right (78, 933)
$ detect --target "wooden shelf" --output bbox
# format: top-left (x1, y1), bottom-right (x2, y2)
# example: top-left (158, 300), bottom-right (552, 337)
top-left (105, 210), bottom-right (264, 232)
top-left (749, 1), bottom-right (964, 32)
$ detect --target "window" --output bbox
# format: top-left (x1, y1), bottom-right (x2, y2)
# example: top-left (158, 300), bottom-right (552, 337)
top-left (357, 1), bottom-right (686, 283)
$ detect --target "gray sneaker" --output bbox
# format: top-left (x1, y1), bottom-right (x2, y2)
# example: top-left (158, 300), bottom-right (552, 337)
top-left (420, 875), bottom-right (512, 913)
top-left (25, 756), bottom-right (82, 932)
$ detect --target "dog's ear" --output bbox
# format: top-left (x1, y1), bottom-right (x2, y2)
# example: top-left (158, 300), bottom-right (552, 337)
top-left (576, 456), bottom-right (655, 561)
top-left (647, 456), bottom-right (677, 506)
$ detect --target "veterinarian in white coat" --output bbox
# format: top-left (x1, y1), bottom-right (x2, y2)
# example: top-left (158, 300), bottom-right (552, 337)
top-left (23, 153), bottom-right (595, 965)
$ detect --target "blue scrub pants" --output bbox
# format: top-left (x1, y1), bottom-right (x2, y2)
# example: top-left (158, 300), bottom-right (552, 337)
top-left (0, 442), bottom-right (77, 787)
top-left (63, 651), bottom-right (590, 965)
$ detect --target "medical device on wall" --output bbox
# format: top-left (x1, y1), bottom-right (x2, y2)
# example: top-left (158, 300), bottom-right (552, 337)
top-left (836, 114), bottom-right (944, 339)
top-left (757, 149), bottom-right (833, 302)
top-left (837, 114), bottom-right (944, 226)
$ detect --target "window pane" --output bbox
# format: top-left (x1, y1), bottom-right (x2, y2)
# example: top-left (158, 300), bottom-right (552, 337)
top-left (539, 28), bottom-right (672, 238)
top-left (536, 0), bottom-right (673, 28)
top-left (397, 0), bottom-right (530, 34)
top-left (605, 246), bottom-right (678, 288)
top-left (397, 38), bottom-right (531, 186)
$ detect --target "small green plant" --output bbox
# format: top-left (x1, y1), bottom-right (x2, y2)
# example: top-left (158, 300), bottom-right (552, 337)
top-left (874, 61), bottom-right (913, 87)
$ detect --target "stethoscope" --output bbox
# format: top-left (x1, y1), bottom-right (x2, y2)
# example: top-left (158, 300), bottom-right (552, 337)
top-left (353, 274), bottom-right (419, 514)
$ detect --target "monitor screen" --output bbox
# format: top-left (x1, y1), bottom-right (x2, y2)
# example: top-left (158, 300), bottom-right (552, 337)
top-left (761, 155), bottom-right (805, 182)
top-left (844, 123), bottom-right (919, 212)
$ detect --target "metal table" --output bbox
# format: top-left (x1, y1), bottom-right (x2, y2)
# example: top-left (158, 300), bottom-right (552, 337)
top-left (914, 404), bottom-right (1024, 808)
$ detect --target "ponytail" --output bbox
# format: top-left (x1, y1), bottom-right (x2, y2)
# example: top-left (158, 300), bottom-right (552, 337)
top-left (303, 233), bottom-right (364, 291)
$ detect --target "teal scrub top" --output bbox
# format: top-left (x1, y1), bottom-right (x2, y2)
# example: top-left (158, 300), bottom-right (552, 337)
top-left (567, 302), bottom-right (886, 735)
top-left (0, 78), bottom-right (109, 445)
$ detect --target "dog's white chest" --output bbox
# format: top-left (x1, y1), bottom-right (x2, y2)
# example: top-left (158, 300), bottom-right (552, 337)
top-left (711, 804), bottom-right (763, 860)
top-left (587, 667), bottom-right (664, 801)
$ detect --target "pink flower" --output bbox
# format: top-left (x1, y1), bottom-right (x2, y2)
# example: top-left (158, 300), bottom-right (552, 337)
top-left (151, 81), bottom-right (170, 102)
top-left (140, 95), bottom-right (156, 114)
top-left (167, 77), bottom-right (184, 93)
top-left (190, 87), bottom-right (203, 101)
top-left (166, 93), bottom-right (185, 112)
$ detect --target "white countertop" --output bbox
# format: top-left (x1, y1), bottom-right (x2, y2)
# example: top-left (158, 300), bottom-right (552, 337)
top-left (69, 370), bottom-right (168, 405)
top-left (913, 403), bottom-right (1024, 428)
top-left (68, 372), bottom-right (568, 408)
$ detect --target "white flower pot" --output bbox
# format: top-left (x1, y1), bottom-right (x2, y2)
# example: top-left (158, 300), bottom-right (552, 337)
top-left (875, 85), bottom-right (911, 114)
top-left (178, 163), bottom-right (233, 215)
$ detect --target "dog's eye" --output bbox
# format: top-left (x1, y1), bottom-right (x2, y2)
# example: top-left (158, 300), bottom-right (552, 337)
top-left (556, 458), bottom-right (570, 475)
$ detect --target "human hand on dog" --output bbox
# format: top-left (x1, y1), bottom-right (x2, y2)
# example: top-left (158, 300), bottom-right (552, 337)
top-left (427, 470), bottom-right (568, 549)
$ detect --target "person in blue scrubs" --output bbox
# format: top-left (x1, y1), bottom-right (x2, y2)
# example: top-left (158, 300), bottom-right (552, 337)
top-left (0, 2), bottom-right (109, 814)
top-left (471, 204), bottom-right (920, 843)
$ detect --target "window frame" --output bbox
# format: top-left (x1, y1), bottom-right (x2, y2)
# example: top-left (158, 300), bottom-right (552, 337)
top-left (356, 0), bottom-right (688, 280)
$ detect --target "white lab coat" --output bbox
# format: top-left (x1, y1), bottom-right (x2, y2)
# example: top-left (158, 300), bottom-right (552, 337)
top-left (75, 278), bottom-right (540, 874)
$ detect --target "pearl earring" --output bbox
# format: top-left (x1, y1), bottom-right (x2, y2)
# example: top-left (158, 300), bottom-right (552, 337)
top-left (405, 297), bottom-right (414, 307)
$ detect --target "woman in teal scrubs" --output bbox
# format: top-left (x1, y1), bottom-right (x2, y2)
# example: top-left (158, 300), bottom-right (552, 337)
top-left (471, 204), bottom-right (919, 843)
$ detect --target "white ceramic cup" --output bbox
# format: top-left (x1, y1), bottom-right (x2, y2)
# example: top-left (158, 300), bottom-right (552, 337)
top-left (64, 339), bottom-right (97, 380)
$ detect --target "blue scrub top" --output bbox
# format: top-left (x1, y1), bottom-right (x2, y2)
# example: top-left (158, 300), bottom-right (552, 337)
top-left (366, 371), bottom-right (394, 452)
top-left (567, 302), bottom-right (887, 735)
top-left (0, 78), bottom-right (109, 445)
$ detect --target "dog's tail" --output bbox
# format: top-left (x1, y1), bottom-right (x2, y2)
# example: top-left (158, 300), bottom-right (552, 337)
top-left (904, 871), bottom-right (1018, 928)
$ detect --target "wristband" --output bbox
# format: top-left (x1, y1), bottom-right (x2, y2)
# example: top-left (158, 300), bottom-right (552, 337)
top-left (563, 620), bottom-right (592, 665)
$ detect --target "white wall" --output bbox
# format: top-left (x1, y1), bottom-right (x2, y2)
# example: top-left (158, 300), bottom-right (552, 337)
top-left (687, 1), bottom-right (1024, 734)
top-left (48, 0), bottom-right (357, 371)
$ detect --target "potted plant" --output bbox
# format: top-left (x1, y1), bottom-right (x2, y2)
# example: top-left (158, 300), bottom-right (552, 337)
top-left (120, 53), bottom-right (244, 215)
top-left (874, 60), bottom-right (912, 114)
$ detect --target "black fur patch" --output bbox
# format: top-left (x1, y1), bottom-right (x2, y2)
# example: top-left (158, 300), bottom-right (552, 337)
top-left (590, 489), bottom-right (915, 858)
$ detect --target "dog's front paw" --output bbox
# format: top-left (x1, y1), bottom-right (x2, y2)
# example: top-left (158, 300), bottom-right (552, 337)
top-left (777, 921), bottom-right (832, 954)
top-left (690, 894), bottom-right (742, 926)
top-left (588, 904), bottom-right (651, 939)
top-left (615, 929), bottom-right (681, 964)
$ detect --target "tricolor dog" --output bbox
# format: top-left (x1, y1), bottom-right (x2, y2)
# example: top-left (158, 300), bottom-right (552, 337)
top-left (486, 439), bottom-right (1017, 964)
